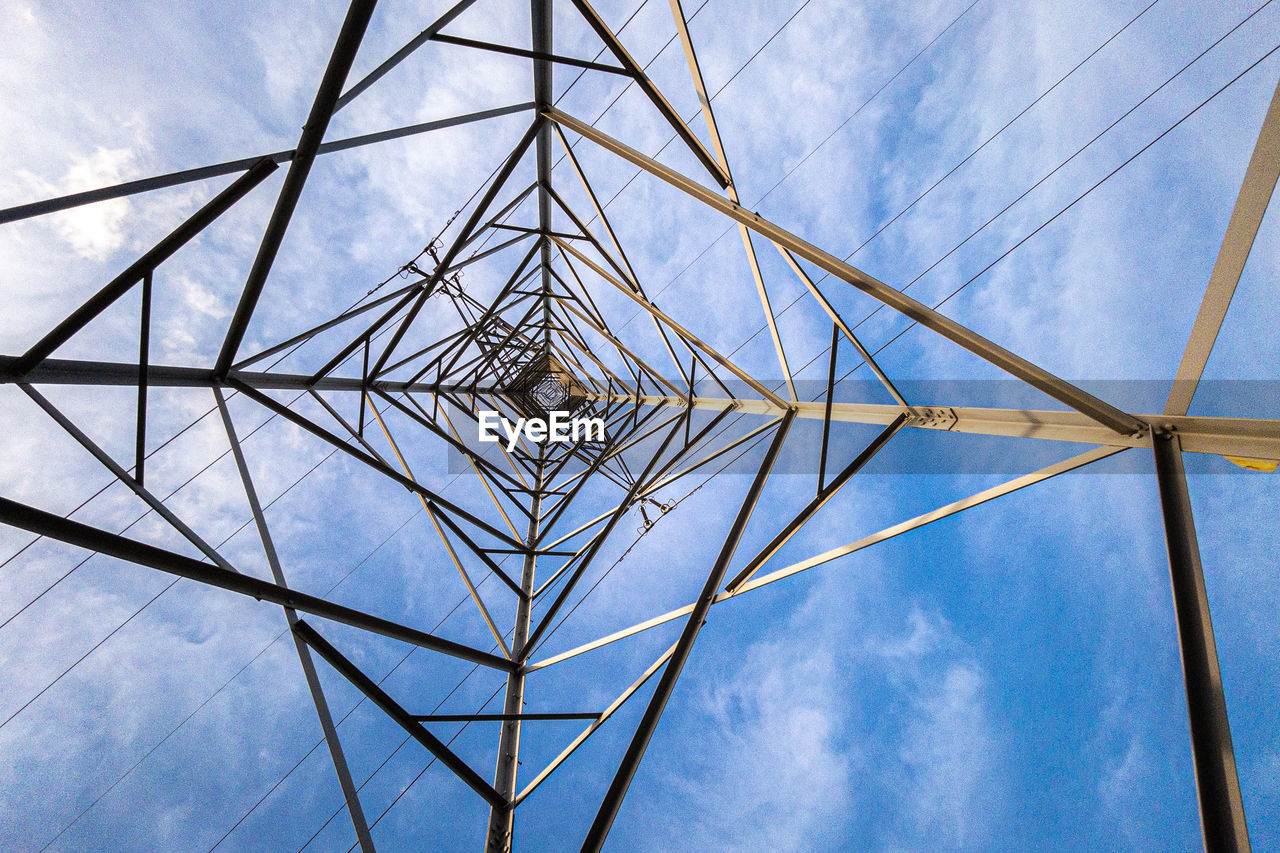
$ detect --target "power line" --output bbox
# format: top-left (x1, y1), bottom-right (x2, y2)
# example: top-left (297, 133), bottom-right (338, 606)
top-left (34, 499), bottom-right (422, 853)
top-left (787, 0), bottom-right (1277, 372)
top-left (783, 3), bottom-right (1280, 404)
top-left (13, 1), bottom-right (1269, 848)
top-left (607, 0), bottom-right (983, 335)
top-left (718, 0), bottom-right (1274, 393)
top-left (0, 394), bottom-right (329, 732)
top-left (215, 587), bottom-right (515, 853)
top-left (27, 290), bottom-right (510, 847)
top-left (849, 37), bottom-right (1280, 377)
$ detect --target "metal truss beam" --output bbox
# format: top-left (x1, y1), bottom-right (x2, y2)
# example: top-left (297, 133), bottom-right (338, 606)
top-left (216, 0), bottom-right (379, 376)
top-left (544, 177), bottom-right (693, 385)
top-left (1152, 430), bottom-right (1251, 852)
top-left (486, 453), bottom-right (544, 852)
top-left (415, 713), bottom-right (601, 722)
top-left (335, 0), bottom-right (479, 110)
top-left (725, 411), bottom-right (909, 592)
top-left (0, 496), bottom-right (514, 671)
top-left (568, 0), bottom-right (730, 188)
top-left (588, 393), bottom-right (1280, 461)
top-left (552, 237), bottom-right (785, 407)
top-left (667, 0), bottom-right (796, 401)
top-left (0, 105), bottom-right (532, 227)
top-left (367, 120), bottom-right (544, 380)
top-left (368, 402), bottom-right (514, 659)
top-left (486, 13), bottom-right (555, 842)
top-left (135, 271), bottom-right (153, 485)
top-left (521, 413), bottom-right (688, 658)
top-left (18, 383), bottom-right (235, 572)
top-left (529, 445), bottom-right (1123, 672)
top-left (776, 244), bottom-right (908, 406)
top-left (0, 355), bottom-right (498, 394)
top-left (545, 106), bottom-right (1146, 437)
top-left (234, 278), bottom-right (427, 371)
top-left (429, 33), bottom-right (629, 75)
top-left (513, 640), bottom-right (678, 808)
top-left (1166, 76), bottom-right (1280, 416)
top-left (216, 390), bottom-right (375, 853)
top-left (226, 377), bottom-right (524, 548)
top-left (294, 620), bottom-right (508, 809)
top-left (10, 159), bottom-right (278, 374)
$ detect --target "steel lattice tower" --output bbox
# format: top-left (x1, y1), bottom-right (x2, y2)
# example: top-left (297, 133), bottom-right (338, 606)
top-left (1, 2), bottom-right (1276, 851)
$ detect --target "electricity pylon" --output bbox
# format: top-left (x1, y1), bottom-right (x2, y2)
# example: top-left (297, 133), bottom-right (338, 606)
top-left (2, 2), bottom-right (1276, 851)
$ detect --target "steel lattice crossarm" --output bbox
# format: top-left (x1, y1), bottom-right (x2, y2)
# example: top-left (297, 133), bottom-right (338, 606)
top-left (1, 2), bottom-right (1277, 852)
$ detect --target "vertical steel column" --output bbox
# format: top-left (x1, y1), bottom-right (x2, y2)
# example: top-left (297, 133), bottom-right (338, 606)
top-left (532, 0), bottom-right (554, 341)
top-left (486, 450), bottom-right (545, 852)
top-left (817, 321), bottom-right (837, 494)
top-left (1152, 429), bottom-right (1251, 853)
top-left (486, 8), bottom-right (554, 843)
top-left (135, 270), bottom-right (152, 485)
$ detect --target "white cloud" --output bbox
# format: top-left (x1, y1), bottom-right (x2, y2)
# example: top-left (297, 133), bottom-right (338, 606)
top-left (652, 637), bottom-right (853, 853)
top-left (625, 563), bottom-right (1004, 853)
top-left (176, 272), bottom-right (232, 320)
top-left (893, 660), bottom-right (994, 849)
top-left (16, 146), bottom-right (140, 260)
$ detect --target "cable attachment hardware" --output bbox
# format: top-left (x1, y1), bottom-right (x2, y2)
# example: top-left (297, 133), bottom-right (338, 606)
top-left (636, 497), bottom-right (675, 534)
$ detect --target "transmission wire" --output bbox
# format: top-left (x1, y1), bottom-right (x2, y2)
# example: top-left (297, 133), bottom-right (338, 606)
top-left (841, 37), bottom-right (1280, 382)
top-left (614, 0), bottom-right (1136, 336)
top-left (759, 2), bottom-right (1280, 406)
top-left (33, 498), bottom-right (422, 853)
top-left (210, 565), bottom-right (517, 852)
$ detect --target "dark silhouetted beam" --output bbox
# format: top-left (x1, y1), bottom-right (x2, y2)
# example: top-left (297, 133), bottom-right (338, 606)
top-left (216, 0), bottom-right (379, 376)
top-left (581, 411), bottom-right (794, 852)
top-left (294, 620), bottom-right (507, 809)
top-left (1152, 430), bottom-right (1251, 852)
top-left (10, 159), bottom-right (277, 374)
top-left (0, 105), bottom-right (532, 227)
top-left (0, 496), bottom-right (512, 672)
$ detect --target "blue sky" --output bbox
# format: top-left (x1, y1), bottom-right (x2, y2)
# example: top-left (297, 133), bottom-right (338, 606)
top-left (1, 0), bottom-right (1278, 851)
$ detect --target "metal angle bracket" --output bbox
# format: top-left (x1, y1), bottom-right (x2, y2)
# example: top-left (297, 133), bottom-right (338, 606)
top-left (907, 406), bottom-right (958, 431)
